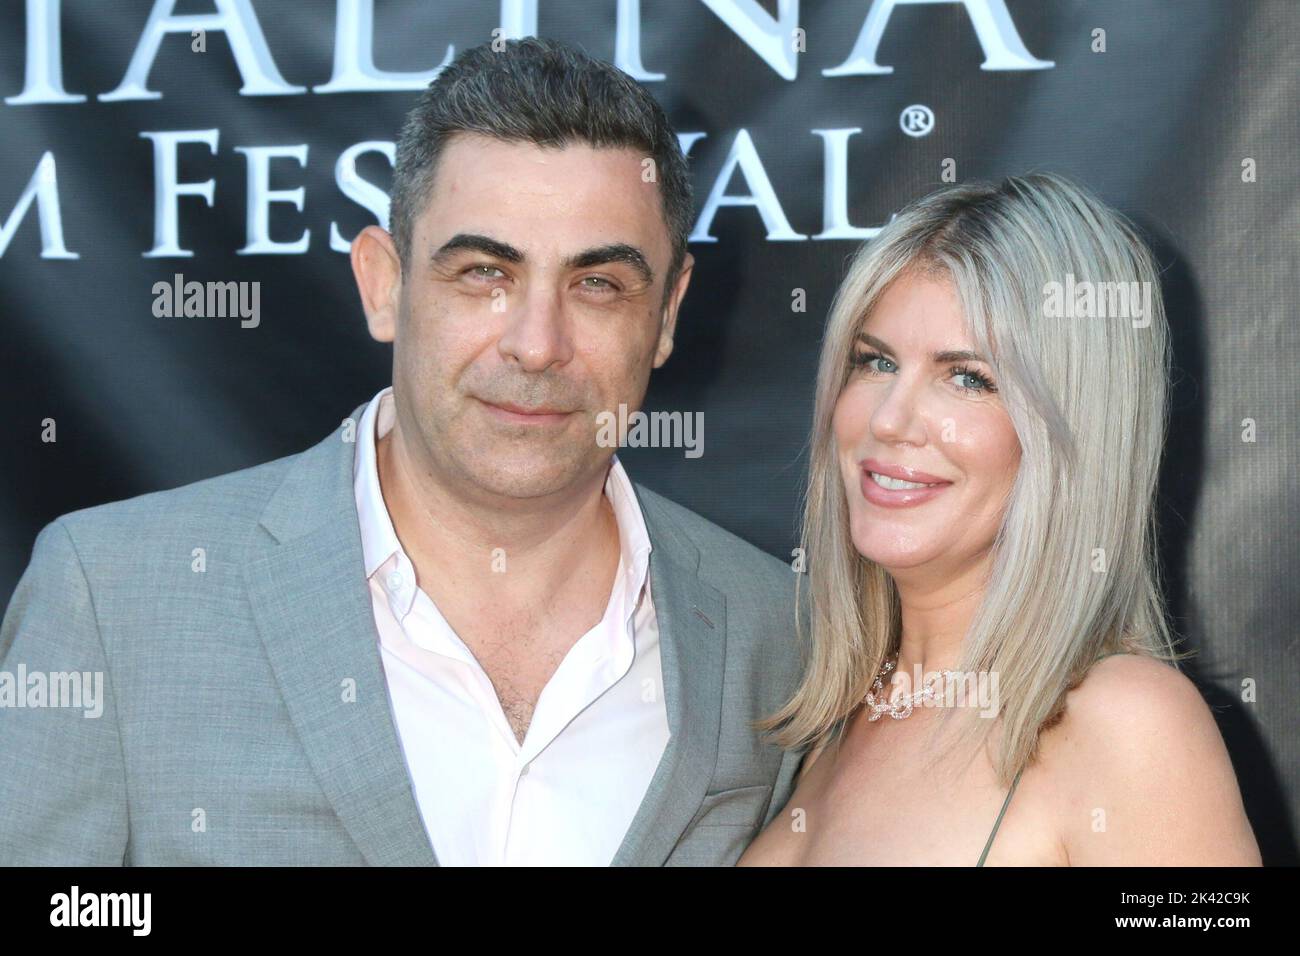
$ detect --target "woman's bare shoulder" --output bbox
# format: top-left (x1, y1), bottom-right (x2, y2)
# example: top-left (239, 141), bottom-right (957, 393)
top-left (1041, 654), bottom-right (1260, 865)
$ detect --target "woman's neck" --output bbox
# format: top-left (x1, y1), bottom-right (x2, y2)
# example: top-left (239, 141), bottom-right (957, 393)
top-left (891, 556), bottom-right (992, 675)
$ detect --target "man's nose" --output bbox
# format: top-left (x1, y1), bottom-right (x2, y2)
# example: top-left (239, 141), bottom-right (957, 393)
top-left (496, 284), bottom-right (575, 372)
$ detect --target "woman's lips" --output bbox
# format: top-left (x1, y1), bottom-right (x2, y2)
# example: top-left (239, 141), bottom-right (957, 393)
top-left (862, 458), bottom-right (949, 484)
top-left (860, 458), bottom-right (953, 508)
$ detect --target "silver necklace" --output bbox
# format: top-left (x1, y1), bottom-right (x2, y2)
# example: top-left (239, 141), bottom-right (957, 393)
top-left (863, 654), bottom-right (961, 721)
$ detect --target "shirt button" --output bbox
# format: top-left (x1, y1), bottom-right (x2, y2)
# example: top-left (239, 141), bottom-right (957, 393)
top-left (519, 764), bottom-right (530, 777)
top-left (386, 570), bottom-right (404, 592)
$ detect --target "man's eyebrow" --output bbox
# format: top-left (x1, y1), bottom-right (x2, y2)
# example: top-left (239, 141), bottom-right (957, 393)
top-left (564, 243), bottom-right (654, 285)
top-left (431, 236), bottom-right (654, 285)
top-left (855, 333), bottom-right (987, 364)
top-left (431, 233), bottom-right (524, 264)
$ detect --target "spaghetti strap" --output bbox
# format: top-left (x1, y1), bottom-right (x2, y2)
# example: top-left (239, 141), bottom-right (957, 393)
top-left (976, 654), bottom-right (1126, 866)
top-left (976, 766), bottom-right (1024, 867)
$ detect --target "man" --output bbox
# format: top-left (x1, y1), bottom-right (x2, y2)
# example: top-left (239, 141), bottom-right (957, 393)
top-left (0, 37), bottom-right (804, 866)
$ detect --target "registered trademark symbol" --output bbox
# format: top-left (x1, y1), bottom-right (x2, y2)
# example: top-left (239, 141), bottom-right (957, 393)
top-left (899, 104), bottom-right (935, 137)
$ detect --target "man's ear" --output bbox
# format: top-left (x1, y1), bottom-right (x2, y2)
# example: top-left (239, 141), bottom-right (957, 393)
top-left (351, 225), bottom-right (403, 343)
top-left (653, 251), bottom-right (694, 368)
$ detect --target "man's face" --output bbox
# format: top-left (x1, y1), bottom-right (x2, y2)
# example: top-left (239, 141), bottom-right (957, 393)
top-left (368, 133), bottom-right (691, 502)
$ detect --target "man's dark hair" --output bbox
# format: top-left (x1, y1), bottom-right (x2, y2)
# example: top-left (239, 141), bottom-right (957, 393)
top-left (390, 37), bottom-right (694, 305)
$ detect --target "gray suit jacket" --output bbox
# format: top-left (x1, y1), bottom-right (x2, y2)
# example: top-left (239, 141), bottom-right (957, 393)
top-left (0, 405), bottom-right (806, 865)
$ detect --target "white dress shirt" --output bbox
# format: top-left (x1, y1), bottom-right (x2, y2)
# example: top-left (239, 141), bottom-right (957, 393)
top-left (352, 387), bottom-right (669, 865)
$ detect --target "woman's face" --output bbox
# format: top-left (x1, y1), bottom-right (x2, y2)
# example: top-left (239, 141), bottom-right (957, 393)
top-left (833, 270), bottom-right (1021, 578)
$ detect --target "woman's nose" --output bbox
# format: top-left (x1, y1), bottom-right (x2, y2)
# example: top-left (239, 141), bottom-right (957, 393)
top-left (869, 376), bottom-right (928, 446)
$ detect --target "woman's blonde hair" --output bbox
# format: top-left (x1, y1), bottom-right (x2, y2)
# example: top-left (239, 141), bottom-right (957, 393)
top-left (758, 172), bottom-right (1188, 785)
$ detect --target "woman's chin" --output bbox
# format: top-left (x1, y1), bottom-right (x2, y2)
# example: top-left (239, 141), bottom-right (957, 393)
top-left (852, 538), bottom-right (941, 573)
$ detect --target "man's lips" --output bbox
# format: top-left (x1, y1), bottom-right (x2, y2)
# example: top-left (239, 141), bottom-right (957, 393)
top-left (476, 397), bottom-right (575, 424)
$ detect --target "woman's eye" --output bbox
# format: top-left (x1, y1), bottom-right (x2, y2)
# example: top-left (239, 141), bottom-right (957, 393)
top-left (950, 368), bottom-right (996, 393)
top-left (851, 351), bottom-right (896, 374)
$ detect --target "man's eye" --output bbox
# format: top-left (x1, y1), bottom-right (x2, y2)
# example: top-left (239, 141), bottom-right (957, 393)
top-left (580, 276), bottom-right (616, 290)
top-left (465, 265), bottom-right (505, 279)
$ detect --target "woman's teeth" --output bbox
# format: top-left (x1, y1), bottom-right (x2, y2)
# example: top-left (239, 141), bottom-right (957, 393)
top-left (870, 472), bottom-right (935, 490)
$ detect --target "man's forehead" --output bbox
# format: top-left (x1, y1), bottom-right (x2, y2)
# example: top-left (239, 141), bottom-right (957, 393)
top-left (418, 137), bottom-right (670, 256)
top-left (435, 133), bottom-right (655, 189)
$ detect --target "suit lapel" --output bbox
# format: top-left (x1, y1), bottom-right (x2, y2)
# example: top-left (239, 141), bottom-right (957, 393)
top-left (242, 419), bottom-right (727, 867)
top-left (244, 408), bottom-right (438, 866)
top-left (610, 487), bottom-right (727, 866)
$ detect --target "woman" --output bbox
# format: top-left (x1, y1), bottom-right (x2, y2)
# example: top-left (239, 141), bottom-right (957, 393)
top-left (739, 173), bottom-right (1260, 866)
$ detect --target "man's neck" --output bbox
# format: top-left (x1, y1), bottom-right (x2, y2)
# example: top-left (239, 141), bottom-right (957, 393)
top-left (374, 421), bottom-right (621, 609)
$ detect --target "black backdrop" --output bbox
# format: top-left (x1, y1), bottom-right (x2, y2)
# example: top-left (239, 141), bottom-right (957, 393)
top-left (1, 1), bottom-right (1296, 864)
